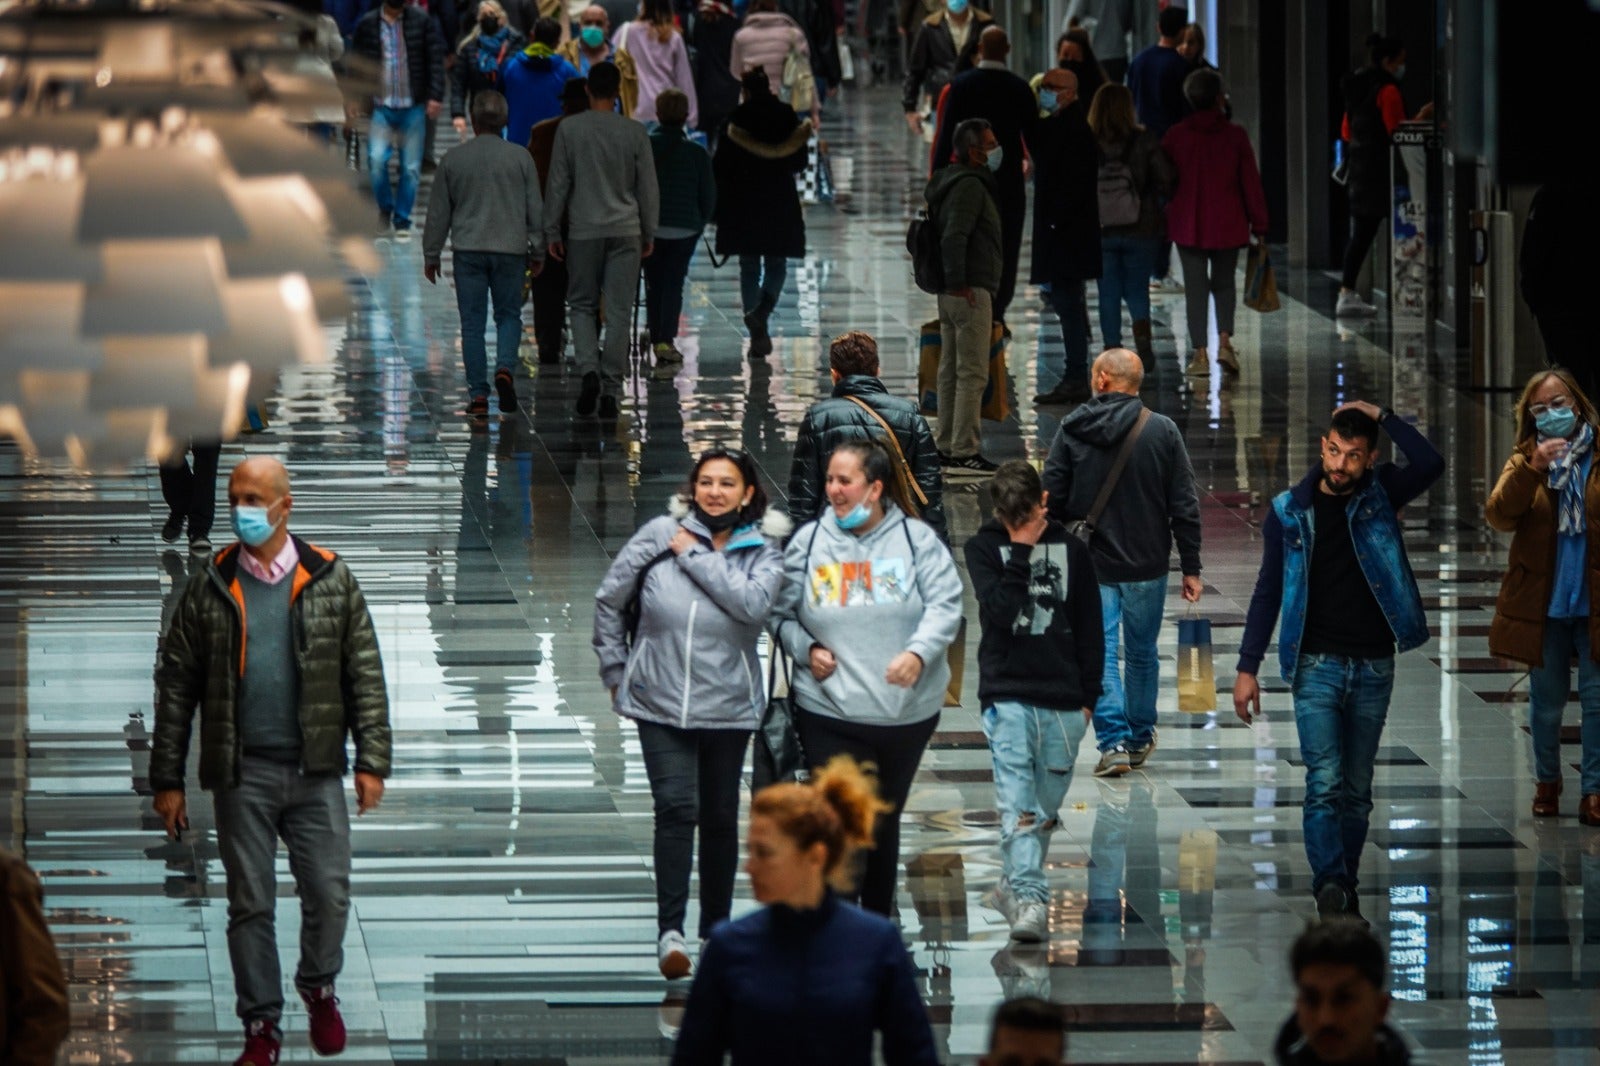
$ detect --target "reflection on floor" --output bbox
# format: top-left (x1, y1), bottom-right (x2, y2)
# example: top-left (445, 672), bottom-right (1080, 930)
top-left (3, 87), bottom-right (1598, 1065)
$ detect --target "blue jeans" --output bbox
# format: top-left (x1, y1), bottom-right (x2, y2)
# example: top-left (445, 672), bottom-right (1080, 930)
top-left (368, 104), bottom-right (427, 226)
top-left (738, 254), bottom-right (786, 315)
top-left (982, 701), bottom-right (1087, 902)
top-left (1529, 616), bottom-right (1600, 793)
top-left (454, 251), bottom-right (526, 399)
top-left (1291, 653), bottom-right (1396, 894)
top-left (1043, 278), bottom-right (1090, 385)
top-left (1098, 235), bottom-right (1156, 348)
top-left (1092, 576), bottom-right (1168, 753)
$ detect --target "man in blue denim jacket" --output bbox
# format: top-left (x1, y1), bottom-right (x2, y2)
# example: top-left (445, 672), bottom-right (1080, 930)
top-left (1232, 402), bottom-right (1444, 922)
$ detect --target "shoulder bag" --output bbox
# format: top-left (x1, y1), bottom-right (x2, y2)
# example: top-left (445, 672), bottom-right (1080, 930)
top-left (621, 547), bottom-right (675, 648)
top-left (843, 395), bottom-right (929, 517)
top-left (1067, 408), bottom-right (1150, 546)
top-left (754, 522), bottom-right (823, 789)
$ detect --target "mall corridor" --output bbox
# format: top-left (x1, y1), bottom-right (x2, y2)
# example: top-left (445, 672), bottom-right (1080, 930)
top-left (3, 80), bottom-right (1598, 1064)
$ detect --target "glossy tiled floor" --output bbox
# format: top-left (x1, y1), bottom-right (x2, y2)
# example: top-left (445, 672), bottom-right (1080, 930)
top-left (4, 88), bottom-right (1599, 1064)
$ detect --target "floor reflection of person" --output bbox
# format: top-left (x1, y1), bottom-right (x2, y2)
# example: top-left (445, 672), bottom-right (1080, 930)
top-left (158, 437), bottom-right (223, 554)
top-left (977, 997), bottom-right (1065, 1066)
top-left (1082, 779), bottom-right (1160, 968)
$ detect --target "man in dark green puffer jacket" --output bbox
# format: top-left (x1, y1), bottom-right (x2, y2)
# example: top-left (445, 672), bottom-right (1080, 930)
top-left (152, 457), bottom-right (390, 1066)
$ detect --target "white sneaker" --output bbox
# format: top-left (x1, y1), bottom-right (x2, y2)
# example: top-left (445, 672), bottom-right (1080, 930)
top-left (989, 878), bottom-right (1016, 923)
top-left (1335, 290), bottom-right (1378, 317)
top-left (1148, 275), bottom-right (1184, 294)
top-left (1010, 900), bottom-right (1048, 943)
top-left (658, 930), bottom-right (691, 980)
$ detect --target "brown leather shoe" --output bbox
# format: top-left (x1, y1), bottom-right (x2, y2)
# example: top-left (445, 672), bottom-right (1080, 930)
top-left (1533, 780), bottom-right (1562, 818)
top-left (1580, 793), bottom-right (1600, 827)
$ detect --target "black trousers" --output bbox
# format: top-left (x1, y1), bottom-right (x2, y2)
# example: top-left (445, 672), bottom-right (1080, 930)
top-left (996, 183), bottom-right (1025, 322)
top-left (636, 720), bottom-right (751, 938)
top-left (529, 255), bottom-right (568, 364)
top-left (642, 235), bottom-right (698, 344)
top-left (793, 707), bottom-right (940, 917)
top-left (159, 439), bottom-right (223, 539)
top-left (1341, 213), bottom-right (1385, 291)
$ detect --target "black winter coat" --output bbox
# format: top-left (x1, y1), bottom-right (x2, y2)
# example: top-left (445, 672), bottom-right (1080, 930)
top-left (1341, 65), bottom-right (1397, 218)
top-left (691, 12), bottom-right (742, 138)
top-left (713, 97), bottom-right (810, 258)
top-left (1029, 106), bottom-right (1101, 283)
top-left (931, 66), bottom-right (1036, 193)
top-left (786, 375), bottom-right (948, 542)
top-left (901, 9), bottom-right (991, 111)
top-left (351, 6), bottom-right (447, 110)
top-left (780, 0), bottom-right (842, 85)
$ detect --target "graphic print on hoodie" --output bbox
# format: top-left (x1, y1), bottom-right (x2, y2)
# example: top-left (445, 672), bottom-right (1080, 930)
top-left (999, 543), bottom-right (1067, 636)
top-left (810, 557), bottom-right (912, 607)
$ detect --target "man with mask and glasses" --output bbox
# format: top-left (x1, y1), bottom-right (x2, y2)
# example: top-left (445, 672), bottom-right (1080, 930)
top-left (152, 457), bottom-right (392, 1066)
top-left (1233, 402), bottom-right (1443, 924)
top-left (557, 4), bottom-right (640, 114)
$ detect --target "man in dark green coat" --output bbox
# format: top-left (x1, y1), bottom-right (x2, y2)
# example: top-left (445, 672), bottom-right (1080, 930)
top-left (152, 456), bottom-right (391, 1066)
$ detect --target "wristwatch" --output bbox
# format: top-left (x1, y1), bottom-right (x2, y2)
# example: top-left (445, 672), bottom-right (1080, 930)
top-left (1378, 405), bottom-right (1394, 423)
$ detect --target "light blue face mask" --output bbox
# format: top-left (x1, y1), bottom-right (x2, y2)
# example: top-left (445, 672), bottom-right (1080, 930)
top-left (231, 504), bottom-right (282, 548)
top-left (985, 145), bottom-right (1003, 171)
top-left (946, 0), bottom-right (968, 14)
top-left (1037, 88), bottom-right (1057, 112)
top-left (836, 502), bottom-right (872, 530)
top-left (1536, 406), bottom-right (1578, 439)
top-left (580, 24), bottom-right (606, 48)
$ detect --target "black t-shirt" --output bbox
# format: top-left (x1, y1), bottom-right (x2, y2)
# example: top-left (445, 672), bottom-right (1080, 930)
top-left (1300, 487), bottom-right (1397, 660)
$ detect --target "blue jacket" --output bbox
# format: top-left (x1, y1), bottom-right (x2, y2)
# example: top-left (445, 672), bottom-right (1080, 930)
top-left (672, 891), bottom-right (939, 1066)
top-left (1237, 414), bottom-right (1444, 683)
top-left (503, 49), bottom-right (580, 149)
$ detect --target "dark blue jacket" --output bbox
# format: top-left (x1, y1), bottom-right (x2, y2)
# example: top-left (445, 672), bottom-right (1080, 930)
top-left (502, 49), bottom-right (580, 149)
top-left (1237, 413), bottom-right (1445, 682)
top-left (671, 892), bottom-right (939, 1066)
top-left (1126, 43), bottom-right (1190, 137)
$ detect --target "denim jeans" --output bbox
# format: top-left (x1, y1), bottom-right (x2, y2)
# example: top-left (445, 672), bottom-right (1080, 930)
top-left (635, 721), bottom-right (751, 938)
top-left (213, 757), bottom-right (351, 1024)
top-left (738, 254), bottom-right (786, 315)
top-left (1042, 278), bottom-right (1090, 385)
top-left (1098, 235), bottom-right (1156, 348)
top-left (454, 251), bottom-right (526, 399)
top-left (1291, 653), bottom-right (1395, 893)
top-left (1528, 616), bottom-right (1600, 793)
top-left (1092, 576), bottom-right (1169, 753)
top-left (982, 701), bottom-right (1087, 902)
top-left (368, 104), bottom-right (427, 226)
top-left (643, 234), bottom-right (697, 343)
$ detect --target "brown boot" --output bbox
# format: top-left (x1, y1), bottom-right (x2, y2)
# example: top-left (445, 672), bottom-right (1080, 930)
top-left (1581, 793), bottom-right (1600, 827)
top-left (1131, 319), bottom-right (1155, 371)
top-left (1533, 779), bottom-right (1562, 818)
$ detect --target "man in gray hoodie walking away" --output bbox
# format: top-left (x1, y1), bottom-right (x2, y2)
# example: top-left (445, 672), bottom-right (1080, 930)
top-left (423, 90), bottom-right (545, 420)
top-left (1042, 348), bottom-right (1202, 777)
top-left (544, 60), bottom-right (660, 421)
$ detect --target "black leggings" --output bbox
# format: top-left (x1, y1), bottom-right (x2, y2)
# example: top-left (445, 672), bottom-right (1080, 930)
top-left (793, 708), bottom-right (940, 916)
top-left (1341, 213), bottom-right (1385, 290)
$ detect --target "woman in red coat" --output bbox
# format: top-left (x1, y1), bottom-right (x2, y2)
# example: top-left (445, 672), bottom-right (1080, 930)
top-left (1161, 67), bottom-right (1267, 380)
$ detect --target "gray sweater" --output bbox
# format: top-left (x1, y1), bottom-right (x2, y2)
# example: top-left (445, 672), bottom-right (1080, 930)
top-left (544, 109), bottom-right (660, 245)
top-left (236, 569), bottom-right (301, 762)
top-left (771, 505), bottom-right (963, 726)
top-left (423, 133), bottom-right (545, 263)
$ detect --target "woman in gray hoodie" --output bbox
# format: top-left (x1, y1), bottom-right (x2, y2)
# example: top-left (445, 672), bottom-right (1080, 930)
top-left (593, 448), bottom-right (790, 980)
top-left (770, 439), bottom-right (964, 916)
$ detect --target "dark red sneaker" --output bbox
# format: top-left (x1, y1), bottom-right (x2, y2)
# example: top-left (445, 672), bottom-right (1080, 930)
top-left (300, 984), bottom-right (347, 1056)
top-left (234, 1019), bottom-right (281, 1065)
top-left (466, 396), bottom-right (489, 420)
top-left (494, 368), bottom-right (517, 413)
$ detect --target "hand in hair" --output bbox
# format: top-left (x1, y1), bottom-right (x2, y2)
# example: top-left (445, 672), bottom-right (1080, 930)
top-left (1003, 499), bottom-right (1048, 546)
top-left (1332, 400), bottom-right (1382, 422)
top-left (885, 651), bottom-right (923, 688)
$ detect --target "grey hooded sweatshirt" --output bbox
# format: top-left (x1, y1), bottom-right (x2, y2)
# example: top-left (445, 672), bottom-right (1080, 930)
top-left (594, 501), bottom-right (790, 731)
top-left (771, 503), bottom-right (963, 726)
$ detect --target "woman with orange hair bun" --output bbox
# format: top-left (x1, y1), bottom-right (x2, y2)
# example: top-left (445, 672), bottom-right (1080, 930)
top-left (670, 757), bottom-right (939, 1065)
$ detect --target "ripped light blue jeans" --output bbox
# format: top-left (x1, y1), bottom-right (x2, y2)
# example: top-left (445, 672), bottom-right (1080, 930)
top-left (982, 700), bottom-right (1088, 903)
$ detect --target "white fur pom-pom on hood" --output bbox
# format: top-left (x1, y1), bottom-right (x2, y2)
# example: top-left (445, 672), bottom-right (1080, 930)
top-left (668, 495), bottom-right (794, 540)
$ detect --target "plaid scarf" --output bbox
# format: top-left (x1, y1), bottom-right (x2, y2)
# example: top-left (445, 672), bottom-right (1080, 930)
top-left (1548, 419), bottom-right (1594, 536)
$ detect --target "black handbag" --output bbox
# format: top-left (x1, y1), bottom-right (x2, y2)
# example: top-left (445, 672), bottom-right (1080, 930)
top-left (621, 549), bottom-right (675, 649)
top-left (753, 644), bottom-right (808, 791)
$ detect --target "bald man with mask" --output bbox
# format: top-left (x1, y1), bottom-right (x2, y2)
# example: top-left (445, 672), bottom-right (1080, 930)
top-left (931, 25), bottom-right (1037, 329)
top-left (152, 457), bottom-right (391, 1066)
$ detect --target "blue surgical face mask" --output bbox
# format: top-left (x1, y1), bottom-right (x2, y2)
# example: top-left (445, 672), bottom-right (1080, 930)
top-left (1536, 406), bottom-right (1578, 439)
top-left (1037, 88), bottom-right (1057, 112)
top-left (1392, 63), bottom-right (1405, 81)
top-left (946, 0), bottom-right (968, 14)
top-left (985, 145), bottom-right (1003, 171)
top-left (231, 503), bottom-right (282, 548)
top-left (836, 501), bottom-right (872, 530)
top-left (580, 24), bottom-right (606, 48)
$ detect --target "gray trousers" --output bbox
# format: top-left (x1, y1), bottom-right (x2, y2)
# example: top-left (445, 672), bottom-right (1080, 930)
top-left (566, 235), bottom-right (643, 398)
top-left (935, 288), bottom-right (992, 459)
top-left (1176, 246), bottom-right (1240, 346)
top-left (214, 757), bottom-right (352, 1024)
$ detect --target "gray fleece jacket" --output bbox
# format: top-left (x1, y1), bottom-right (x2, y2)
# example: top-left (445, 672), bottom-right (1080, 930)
top-left (422, 132), bottom-right (545, 264)
top-left (594, 501), bottom-right (789, 730)
top-left (544, 108), bottom-right (661, 245)
top-left (771, 504), bottom-right (963, 726)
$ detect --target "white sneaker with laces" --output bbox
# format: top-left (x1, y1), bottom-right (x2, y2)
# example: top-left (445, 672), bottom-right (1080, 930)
top-left (658, 930), bottom-right (692, 979)
top-left (1336, 290), bottom-right (1378, 317)
top-left (1010, 900), bottom-right (1048, 943)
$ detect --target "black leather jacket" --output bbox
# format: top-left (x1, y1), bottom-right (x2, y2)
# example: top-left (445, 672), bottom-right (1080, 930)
top-left (786, 375), bottom-right (947, 542)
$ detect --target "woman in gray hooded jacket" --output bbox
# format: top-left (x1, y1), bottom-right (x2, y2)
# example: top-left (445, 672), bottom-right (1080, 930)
top-left (770, 439), bottom-right (964, 916)
top-left (594, 447), bottom-right (790, 980)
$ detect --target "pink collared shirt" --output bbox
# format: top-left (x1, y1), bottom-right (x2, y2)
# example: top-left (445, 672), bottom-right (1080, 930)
top-left (238, 537), bottom-right (299, 586)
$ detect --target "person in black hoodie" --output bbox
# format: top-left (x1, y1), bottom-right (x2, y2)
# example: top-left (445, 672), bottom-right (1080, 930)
top-left (1041, 348), bottom-right (1201, 778)
top-left (965, 460), bottom-right (1102, 945)
top-left (1275, 920), bottom-right (1417, 1065)
top-left (713, 69), bottom-right (812, 358)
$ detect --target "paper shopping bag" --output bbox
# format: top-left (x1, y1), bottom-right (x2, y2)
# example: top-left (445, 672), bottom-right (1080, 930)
top-left (1244, 243), bottom-right (1281, 313)
top-left (1176, 615), bottom-right (1216, 712)
top-left (943, 616), bottom-right (967, 707)
top-left (915, 320), bottom-right (1011, 422)
top-left (917, 319), bottom-right (941, 415)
